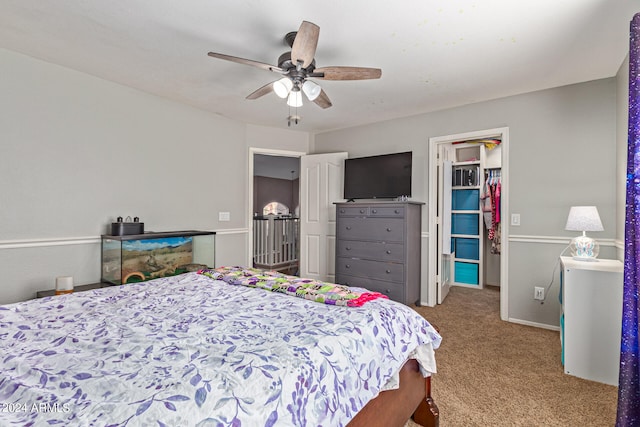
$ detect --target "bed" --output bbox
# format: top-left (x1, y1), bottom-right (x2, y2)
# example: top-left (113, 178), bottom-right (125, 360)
top-left (0, 266), bottom-right (441, 426)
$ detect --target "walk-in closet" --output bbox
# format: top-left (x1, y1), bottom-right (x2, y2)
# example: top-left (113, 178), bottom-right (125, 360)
top-left (428, 127), bottom-right (508, 317)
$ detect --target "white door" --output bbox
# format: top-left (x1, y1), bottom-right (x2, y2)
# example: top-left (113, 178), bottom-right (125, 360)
top-left (438, 157), bottom-right (453, 303)
top-left (299, 152), bottom-right (348, 282)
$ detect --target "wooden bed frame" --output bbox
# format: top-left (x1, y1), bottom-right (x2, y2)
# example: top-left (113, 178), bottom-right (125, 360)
top-left (348, 359), bottom-right (439, 427)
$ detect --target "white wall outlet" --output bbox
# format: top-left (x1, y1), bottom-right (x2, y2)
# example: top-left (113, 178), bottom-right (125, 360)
top-left (534, 286), bottom-right (545, 300)
top-left (511, 213), bottom-right (521, 226)
top-left (218, 212), bottom-right (230, 222)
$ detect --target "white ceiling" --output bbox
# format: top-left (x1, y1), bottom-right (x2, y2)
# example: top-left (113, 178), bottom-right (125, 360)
top-left (1, 1), bottom-right (637, 133)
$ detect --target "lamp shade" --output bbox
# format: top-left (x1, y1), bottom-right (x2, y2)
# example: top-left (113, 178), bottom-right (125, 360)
top-left (565, 206), bottom-right (604, 260)
top-left (287, 90), bottom-right (303, 107)
top-left (565, 206), bottom-right (604, 232)
top-left (273, 78), bottom-right (293, 99)
top-left (302, 80), bottom-right (321, 101)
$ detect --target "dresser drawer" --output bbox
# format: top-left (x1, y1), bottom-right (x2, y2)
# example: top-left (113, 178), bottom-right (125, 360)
top-left (336, 274), bottom-right (405, 303)
top-left (336, 205), bottom-right (406, 218)
top-left (337, 217), bottom-right (404, 242)
top-left (369, 206), bottom-right (405, 217)
top-left (336, 240), bottom-right (404, 262)
top-left (337, 206), bottom-right (370, 216)
top-left (336, 257), bottom-right (404, 282)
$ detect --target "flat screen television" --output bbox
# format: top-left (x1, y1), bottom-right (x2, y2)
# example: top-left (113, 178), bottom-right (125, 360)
top-left (343, 151), bottom-right (412, 200)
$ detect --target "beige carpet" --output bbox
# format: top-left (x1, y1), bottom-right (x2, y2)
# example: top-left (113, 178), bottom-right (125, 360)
top-left (405, 285), bottom-right (618, 427)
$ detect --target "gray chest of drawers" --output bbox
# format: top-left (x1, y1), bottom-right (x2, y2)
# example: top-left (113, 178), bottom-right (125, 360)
top-left (335, 201), bottom-right (423, 305)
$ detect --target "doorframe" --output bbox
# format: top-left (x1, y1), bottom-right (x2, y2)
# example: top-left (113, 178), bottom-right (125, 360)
top-left (427, 127), bottom-right (510, 321)
top-left (247, 147), bottom-right (305, 267)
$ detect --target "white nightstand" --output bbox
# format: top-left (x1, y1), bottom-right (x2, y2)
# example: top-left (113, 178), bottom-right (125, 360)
top-left (559, 256), bottom-right (623, 385)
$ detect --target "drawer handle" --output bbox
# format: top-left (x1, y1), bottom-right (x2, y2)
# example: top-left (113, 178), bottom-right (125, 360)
top-left (372, 209), bottom-right (377, 213)
top-left (346, 226), bottom-right (352, 230)
top-left (346, 247), bottom-right (351, 251)
top-left (386, 228), bottom-right (392, 232)
top-left (359, 209), bottom-right (365, 213)
top-left (386, 250), bottom-right (392, 254)
top-left (395, 209), bottom-right (400, 214)
top-left (385, 289), bottom-right (391, 294)
top-left (345, 264), bottom-right (351, 268)
top-left (340, 209), bottom-right (345, 213)
top-left (386, 269), bottom-right (391, 274)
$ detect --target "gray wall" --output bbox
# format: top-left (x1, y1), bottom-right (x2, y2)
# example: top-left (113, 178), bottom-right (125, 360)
top-left (1, 49), bottom-right (246, 239)
top-left (0, 48), bottom-right (309, 303)
top-left (312, 78), bottom-right (620, 327)
top-left (253, 176), bottom-right (299, 216)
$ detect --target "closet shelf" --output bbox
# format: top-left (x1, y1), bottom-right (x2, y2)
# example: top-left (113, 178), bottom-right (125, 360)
top-left (452, 185), bottom-right (480, 190)
top-left (453, 257), bottom-right (480, 264)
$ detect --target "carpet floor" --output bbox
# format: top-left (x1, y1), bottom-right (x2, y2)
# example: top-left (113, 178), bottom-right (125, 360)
top-left (406, 285), bottom-right (618, 426)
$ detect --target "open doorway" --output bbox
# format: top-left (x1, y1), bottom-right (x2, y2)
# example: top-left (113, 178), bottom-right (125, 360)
top-left (248, 149), bottom-right (347, 282)
top-left (250, 150), bottom-right (302, 276)
top-left (428, 127), bottom-right (510, 321)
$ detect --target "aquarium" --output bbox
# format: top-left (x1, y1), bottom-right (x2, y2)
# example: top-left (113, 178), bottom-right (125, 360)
top-left (101, 231), bottom-right (216, 285)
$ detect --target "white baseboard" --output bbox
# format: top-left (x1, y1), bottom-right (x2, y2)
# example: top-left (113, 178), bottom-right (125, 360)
top-left (508, 317), bottom-right (560, 331)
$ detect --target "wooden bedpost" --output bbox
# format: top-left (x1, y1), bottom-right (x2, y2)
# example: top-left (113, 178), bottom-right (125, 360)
top-left (412, 376), bottom-right (439, 427)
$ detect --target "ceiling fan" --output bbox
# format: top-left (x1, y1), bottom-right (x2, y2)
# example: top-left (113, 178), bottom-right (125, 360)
top-left (207, 21), bottom-right (382, 110)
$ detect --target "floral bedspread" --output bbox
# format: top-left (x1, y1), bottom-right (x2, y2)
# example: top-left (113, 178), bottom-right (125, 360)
top-left (0, 272), bottom-right (441, 426)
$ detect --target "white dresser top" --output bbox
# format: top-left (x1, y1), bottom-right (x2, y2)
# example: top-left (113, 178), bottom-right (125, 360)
top-left (560, 256), bottom-right (623, 273)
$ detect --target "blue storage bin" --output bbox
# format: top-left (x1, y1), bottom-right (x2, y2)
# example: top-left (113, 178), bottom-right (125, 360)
top-left (452, 213), bottom-right (479, 235)
top-left (455, 261), bottom-right (479, 285)
top-left (454, 237), bottom-right (479, 260)
top-left (452, 189), bottom-right (479, 211)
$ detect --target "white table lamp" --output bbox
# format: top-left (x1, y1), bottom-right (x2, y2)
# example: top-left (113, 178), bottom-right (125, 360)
top-left (565, 206), bottom-right (604, 261)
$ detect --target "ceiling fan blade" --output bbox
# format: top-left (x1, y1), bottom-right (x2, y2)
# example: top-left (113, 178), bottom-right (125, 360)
top-left (208, 52), bottom-right (284, 73)
top-left (246, 82), bottom-right (275, 100)
top-left (313, 89), bottom-right (332, 109)
top-left (291, 21), bottom-right (320, 69)
top-left (312, 66), bottom-right (382, 81)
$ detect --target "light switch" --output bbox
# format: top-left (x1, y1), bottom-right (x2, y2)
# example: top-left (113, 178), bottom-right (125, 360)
top-left (511, 213), bottom-right (520, 226)
top-left (219, 212), bottom-right (230, 222)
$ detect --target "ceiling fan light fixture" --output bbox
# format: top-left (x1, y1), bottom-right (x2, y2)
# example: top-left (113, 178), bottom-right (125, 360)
top-left (207, 20), bottom-right (380, 113)
top-left (287, 90), bottom-right (303, 107)
top-left (302, 80), bottom-right (321, 101)
top-left (273, 77), bottom-right (293, 98)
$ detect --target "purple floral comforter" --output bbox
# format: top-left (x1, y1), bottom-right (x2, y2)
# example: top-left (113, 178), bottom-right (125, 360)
top-left (0, 272), bottom-right (441, 426)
